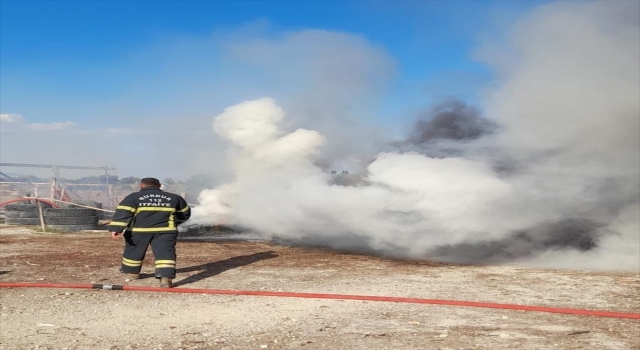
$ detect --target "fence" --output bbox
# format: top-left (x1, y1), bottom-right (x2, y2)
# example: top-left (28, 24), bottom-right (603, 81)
top-left (0, 180), bottom-right (116, 209)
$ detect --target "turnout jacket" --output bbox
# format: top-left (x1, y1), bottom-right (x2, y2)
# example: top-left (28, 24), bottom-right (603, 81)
top-left (108, 186), bottom-right (191, 234)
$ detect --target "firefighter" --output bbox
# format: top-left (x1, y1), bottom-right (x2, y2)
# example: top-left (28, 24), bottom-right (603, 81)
top-left (108, 177), bottom-right (191, 288)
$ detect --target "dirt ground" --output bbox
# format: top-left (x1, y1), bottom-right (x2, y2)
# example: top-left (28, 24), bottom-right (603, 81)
top-left (0, 224), bottom-right (638, 350)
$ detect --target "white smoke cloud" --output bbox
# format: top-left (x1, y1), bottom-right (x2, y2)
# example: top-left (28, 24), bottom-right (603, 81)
top-left (190, 98), bottom-right (327, 224)
top-left (191, 0), bottom-right (639, 271)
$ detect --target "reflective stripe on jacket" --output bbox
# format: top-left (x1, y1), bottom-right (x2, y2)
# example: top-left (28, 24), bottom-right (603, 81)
top-left (108, 186), bottom-right (191, 233)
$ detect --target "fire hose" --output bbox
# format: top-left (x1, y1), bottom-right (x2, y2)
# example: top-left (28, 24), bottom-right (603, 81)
top-left (0, 197), bottom-right (59, 208)
top-left (1, 282), bottom-right (638, 319)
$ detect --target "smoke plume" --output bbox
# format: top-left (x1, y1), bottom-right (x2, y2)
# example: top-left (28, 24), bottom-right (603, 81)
top-left (190, 1), bottom-right (639, 271)
top-left (408, 100), bottom-right (496, 144)
top-left (396, 100), bottom-right (498, 160)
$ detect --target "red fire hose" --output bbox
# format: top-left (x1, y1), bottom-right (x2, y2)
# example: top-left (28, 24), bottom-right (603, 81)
top-left (1, 282), bottom-right (638, 319)
top-left (0, 198), bottom-right (59, 208)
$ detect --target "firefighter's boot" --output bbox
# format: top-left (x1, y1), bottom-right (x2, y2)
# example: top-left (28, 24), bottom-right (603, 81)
top-left (159, 277), bottom-right (173, 288)
top-left (124, 273), bottom-right (140, 280)
top-left (119, 268), bottom-right (140, 280)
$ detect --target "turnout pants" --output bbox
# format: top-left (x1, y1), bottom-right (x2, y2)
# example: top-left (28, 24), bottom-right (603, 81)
top-left (120, 231), bottom-right (178, 278)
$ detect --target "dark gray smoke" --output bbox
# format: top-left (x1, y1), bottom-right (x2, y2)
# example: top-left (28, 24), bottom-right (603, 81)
top-left (408, 100), bottom-right (497, 145)
top-left (425, 219), bottom-right (604, 264)
top-left (253, 218), bottom-right (604, 265)
top-left (393, 100), bottom-right (499, 160)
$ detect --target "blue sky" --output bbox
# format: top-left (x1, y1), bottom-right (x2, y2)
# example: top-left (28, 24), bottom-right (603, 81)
top-left (0, 0), bottom-right (549, 179)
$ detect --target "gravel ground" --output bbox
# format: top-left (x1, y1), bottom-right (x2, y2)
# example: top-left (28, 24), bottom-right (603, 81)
top-left (0, 224), bottom-right (638, 350)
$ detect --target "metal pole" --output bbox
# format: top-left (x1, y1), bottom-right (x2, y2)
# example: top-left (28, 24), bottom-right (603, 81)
top-left (105, 166), bottom-right (111, 209)
top-left (37, 201), bottom-right (46, 232)
top-left (34, 185), bottom-right (46, 232)
top-left (108, 184), bottom-right (114, 209)
top-left (50, 178), bottom-right (56, 202)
